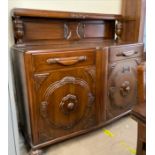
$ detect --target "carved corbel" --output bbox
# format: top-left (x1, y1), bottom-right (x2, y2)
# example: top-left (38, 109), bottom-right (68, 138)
top-left (64, 22), bottom-right (84, 40)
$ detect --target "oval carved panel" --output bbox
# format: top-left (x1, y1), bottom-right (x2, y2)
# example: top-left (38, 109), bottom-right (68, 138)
top-left (108, 60), bottom-right (137, 109)
top-left (40, 76), bottom-right (95, 130)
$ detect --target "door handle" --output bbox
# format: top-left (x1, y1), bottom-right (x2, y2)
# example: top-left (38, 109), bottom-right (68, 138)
top-left (116, 50), bottom-right (138, 57)
top-left (47, 56), bottom-right (87, 66)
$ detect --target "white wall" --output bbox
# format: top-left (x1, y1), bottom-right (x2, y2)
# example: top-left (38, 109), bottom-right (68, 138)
top-left (9, 0), bottom-right (122, 14)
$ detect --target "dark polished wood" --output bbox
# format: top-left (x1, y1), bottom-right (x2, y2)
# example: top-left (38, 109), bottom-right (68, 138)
top-left (11, 9), bottom-right (145, 154)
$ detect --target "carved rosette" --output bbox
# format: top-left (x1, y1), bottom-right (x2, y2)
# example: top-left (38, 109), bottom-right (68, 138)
top-left (13, 16), bottom-right (24, 44)
top-left (60, 94), bottom-right (78, 115)
top-left (115, 20), bottom-right (123, 42)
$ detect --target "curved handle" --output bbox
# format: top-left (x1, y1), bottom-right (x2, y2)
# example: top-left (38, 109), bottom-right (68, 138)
top-left (47, 56), bottom-right (87, 66)
top-left (117, 50), bottom-right (138, 57)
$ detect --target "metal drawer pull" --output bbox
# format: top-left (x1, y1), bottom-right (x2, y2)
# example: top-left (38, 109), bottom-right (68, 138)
top-left (117, 50), bottom-right (138, 57)
top-left (47, 56), bottom-right (87, 66)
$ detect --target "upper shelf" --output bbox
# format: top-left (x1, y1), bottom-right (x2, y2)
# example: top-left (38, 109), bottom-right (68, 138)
top-left (12, 8), bottom-right (125, 46)
top-left (12, 8), bottom-right (122, 20)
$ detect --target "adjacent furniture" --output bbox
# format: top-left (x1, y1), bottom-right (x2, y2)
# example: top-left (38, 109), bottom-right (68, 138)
top-left (132, 63), bottom-right (146, 155)
top-left (11, 9), bottom-right (144, 155)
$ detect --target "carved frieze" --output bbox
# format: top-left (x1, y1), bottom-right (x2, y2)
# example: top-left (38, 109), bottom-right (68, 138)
top-left (64, 22), bottom-right (84, 40)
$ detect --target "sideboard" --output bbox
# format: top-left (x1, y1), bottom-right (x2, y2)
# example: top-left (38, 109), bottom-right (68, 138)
top-left (11, 9), bottom-right (144, 155)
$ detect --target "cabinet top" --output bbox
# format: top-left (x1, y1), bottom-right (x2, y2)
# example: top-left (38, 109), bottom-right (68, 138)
top-left (12, 8), bottom-right (122, 20)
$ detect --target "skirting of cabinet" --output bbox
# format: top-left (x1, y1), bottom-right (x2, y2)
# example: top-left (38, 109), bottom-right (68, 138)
top-left (23, 110), bottom-right (131, 151)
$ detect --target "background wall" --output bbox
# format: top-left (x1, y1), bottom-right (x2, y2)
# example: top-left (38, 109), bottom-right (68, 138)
top-left (9, 0), bottom-right (122, 14)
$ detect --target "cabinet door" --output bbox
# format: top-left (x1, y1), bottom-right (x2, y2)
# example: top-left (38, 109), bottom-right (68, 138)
top-left (34, 66), bottom-right (97, 143)
top-left (106, 58), bottom-right (142, 120)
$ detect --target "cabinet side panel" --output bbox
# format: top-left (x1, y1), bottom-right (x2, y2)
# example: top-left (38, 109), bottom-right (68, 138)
top-left (11, 49), bottom-right (32, 144)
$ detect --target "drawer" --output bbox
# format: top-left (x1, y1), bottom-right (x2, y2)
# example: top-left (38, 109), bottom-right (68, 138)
top-left (109, 44), bottom-right (144, 62)
top-left (31, 49), bottom-right (96, 72)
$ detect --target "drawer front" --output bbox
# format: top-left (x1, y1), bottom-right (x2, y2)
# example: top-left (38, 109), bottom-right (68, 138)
top-left (109, 44), bottom-right (143, 62)
top-left (31, 49), bottom-right (95, 72)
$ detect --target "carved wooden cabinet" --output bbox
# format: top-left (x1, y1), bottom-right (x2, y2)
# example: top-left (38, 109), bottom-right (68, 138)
top-left (11, 9), bottom-right (144, 155)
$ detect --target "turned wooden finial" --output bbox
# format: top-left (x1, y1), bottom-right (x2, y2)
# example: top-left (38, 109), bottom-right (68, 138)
top-left (115, 20), bottom-right (123, 42)
top-left (13, 16), bottom-right (24, 44)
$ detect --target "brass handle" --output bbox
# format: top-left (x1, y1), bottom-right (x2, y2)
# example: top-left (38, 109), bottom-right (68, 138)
top-left (67, 102), bottom-right (75, 110)
top-left (47, 56), bottom-right (87, 66)
top-left (117, 50), bottom-right (138, 57)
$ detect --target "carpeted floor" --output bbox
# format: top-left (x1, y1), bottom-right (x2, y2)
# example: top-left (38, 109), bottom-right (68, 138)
top-left (20, 116), bottom-right (137, 155)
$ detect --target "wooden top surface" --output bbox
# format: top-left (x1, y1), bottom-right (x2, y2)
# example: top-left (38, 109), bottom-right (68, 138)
top-left (12, 39), bottom-right (139, 52)
top-left (12, 8), bottom-right (122, 20)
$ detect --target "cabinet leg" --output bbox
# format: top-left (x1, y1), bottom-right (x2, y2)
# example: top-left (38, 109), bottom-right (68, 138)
top-left (29, 149), bottom-right (43, 155)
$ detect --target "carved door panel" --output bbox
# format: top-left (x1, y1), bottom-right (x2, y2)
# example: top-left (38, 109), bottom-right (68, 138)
top-left (106, 58), bottom-right (141, 120)
top-left (34, 66), bottom-right (97, 143)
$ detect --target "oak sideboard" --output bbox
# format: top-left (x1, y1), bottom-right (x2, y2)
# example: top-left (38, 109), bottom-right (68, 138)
top-left (11, 9), bottom-right (144, 155)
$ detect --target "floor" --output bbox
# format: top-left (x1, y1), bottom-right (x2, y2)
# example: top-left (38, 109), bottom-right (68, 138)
top-left (20, 116), bottom-right (137, 155)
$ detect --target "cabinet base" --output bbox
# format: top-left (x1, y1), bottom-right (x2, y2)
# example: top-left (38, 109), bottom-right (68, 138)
top-left (29, 149), bottom-right (43, 155)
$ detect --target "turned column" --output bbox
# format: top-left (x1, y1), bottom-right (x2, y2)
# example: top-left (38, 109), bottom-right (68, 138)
top-left (115, 20), bottom-right (123, 43)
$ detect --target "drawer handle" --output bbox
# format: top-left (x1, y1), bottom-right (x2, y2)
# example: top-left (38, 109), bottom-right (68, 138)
top-left (47, 56), bottom-right (87, 66)
top-left (117, 50), bottom-right (138, 57)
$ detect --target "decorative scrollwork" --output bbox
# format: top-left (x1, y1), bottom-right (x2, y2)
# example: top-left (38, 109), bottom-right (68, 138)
top-left (85, 67), bottom-right (96, 82)
top-left (122, 66), bottom-right (130, 73)
top-left (64, 22), bottom-right (84, 40)
top-left (40, 101), bottom-right (48, 118)
top-left (44, 76), bottom-right (90, 100)
top-left (88, 93), bottom-right (95, 106)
